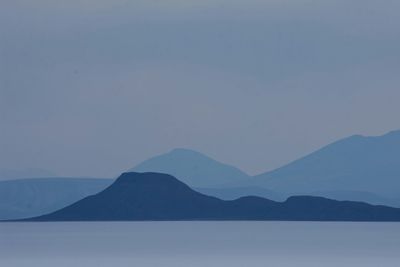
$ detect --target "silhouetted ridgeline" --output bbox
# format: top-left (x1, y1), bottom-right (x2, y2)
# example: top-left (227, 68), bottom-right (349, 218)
top-left (254, 130), bottom-right (400, 198)
top-left (0, 178), bottom-right (113, 220)
top-left (3, 130), bottom-right (400, 221)
top-left (129, 132), bottom-right (400, 206)
top-left (25, 172), bottom-right (400, 222)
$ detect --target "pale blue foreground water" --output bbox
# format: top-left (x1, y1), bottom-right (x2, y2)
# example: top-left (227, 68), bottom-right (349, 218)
top-left (1, 222), bottom-right (399, 267)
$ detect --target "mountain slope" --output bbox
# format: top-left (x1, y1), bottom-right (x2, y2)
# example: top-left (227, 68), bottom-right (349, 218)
top-left (253, 130), bottom-right (400, 198)
top-left (27, 172), bottom-right (400, 222)
top-left (0, 178), bottom-right (113, 220)
top-left (130, 148), bottom-right (250, 187)
top-left (195, 186), bottom-right (285, 201)
top-left (0, 177), bottom-right (285, 220)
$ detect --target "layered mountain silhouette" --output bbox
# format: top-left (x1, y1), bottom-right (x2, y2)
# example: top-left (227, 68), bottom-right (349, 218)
top-left (3, 130), bottom-right (400, 220)
top-left (0, 178), bottom-right (283, 220)
top-left (130, 148), bottom-right (250, 187)
top-left (128, 133), bottom-right (400, 206)
top-left (0, 178), bottom-right (112, 220)
top-left (26, 172), bottom-right (400, 222)
top-left (131, 148), bottom-right (286, 201)
top-left (253, 130), bottom-right (400, 199)
top-left (195, 186), bottom-right (284, 201)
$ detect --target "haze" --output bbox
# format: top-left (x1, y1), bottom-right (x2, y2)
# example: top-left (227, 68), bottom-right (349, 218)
top-left (1, 0), bottom-right (399, 177)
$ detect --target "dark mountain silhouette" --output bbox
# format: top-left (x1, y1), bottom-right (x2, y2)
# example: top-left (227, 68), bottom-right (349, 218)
top-left (130, 148), bottom-right (250, 187)
top-left (4, 129), bottom-right (400, 220)
top-left (26, 172), bottom-right (400, 222)
top-left (0, 177), bottom-right (285, 220)
top-left (308, 190), bottom-right (400, 208)
top-left (195, 186), bottom-right (285, 201)
top-left (253, 130), bottom-right (400, 199)
top-left (0, 178), bottom-right (113, 220)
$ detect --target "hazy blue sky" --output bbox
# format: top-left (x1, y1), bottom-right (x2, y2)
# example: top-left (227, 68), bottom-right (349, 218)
top-left (1, 0), bottom-right (400, 177)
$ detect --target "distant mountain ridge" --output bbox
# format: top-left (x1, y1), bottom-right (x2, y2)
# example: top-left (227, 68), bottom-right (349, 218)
top-left (129, 132), bottom-right (400, 206)
top-left (0, 168), bottom-right (57, 180)
top-left (2, 130), bottom-right (400, 221)
top-left (253, 130), bottom-right (400, 198)
top-left (25, 172), bottom-right (400, 222)
top-left (130, 148), bottom-right (249, 187)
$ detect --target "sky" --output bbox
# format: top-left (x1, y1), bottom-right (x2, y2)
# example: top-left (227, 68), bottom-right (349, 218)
top-left (1, 0), bottom-right (400, 178)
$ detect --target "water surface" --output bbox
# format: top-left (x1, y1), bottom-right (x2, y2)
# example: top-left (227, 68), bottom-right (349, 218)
top-left (1, 222), bottom-right (399, 267)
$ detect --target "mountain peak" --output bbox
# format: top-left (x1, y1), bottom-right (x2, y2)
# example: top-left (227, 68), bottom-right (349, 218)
top-left (130, 149), bottom-right (249, 187)
top-left (255, 128), bottom-right (400, 197)
top-left (165, 148), bottom-right (215, 160)
top-left (169, 148), bottom-right (203, 155)
top-left (115, 172), bottom-right (185, 186)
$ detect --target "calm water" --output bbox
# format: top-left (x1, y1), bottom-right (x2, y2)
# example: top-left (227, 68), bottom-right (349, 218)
top-left (1, 222), bottom-right (399, 267)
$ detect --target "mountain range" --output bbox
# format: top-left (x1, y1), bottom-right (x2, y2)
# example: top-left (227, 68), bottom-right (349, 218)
top-left (26, 172), bottom-right (400, 222)
top-left (130, 131), bottom-right (400, 206)
top-left (253, 130), bottom-right (400, 199)
top-left (1, 130), bottom-right (400, 220)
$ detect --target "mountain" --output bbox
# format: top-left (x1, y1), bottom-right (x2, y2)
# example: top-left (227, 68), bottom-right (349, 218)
top-left (26, 172), bottom-right (400, 222)
top-left (129, 142), bottom-right (400, 206)
top-left (130, 148), bottom-right (250, 187)
top-left (0, 177), bottom-right (285, 220)
top-left (253, 130), bottom-right (400, 199)
top-left (4, 129), bottom-right (400, 220)
top-left (309, 190), bottom-right (400, 208)
top-left (0, 178), bottom-right (113, 220)
top-left (0, 168), bottom-right (57, 180)
top-left (195, 186), bottom-right (285, 201)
